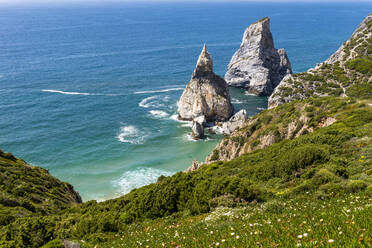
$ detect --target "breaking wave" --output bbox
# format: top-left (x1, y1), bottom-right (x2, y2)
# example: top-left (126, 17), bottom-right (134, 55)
top-left (115, 168), bottom-right (173, 195)
top-left (117, 125), bottom-right (147, 144)
top-left (149, 110), bottom-right (169, 118)
top-left (42, 89), bottom-right (94, 95)
top-left (42, 89), bottom-right (120, 96)
top-left (134, 87), bottom-right (184, 94)
top-left (232, 98), bottom-right (243, 104)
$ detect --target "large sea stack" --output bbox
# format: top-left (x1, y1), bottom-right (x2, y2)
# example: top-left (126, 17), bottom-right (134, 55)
top-left (178, 45), bottom-right (234, 122)
top-left (225, 17), bottom-right (292, 96)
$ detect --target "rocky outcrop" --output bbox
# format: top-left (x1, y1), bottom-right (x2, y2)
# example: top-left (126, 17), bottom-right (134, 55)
top-left (268, 14), bottom-right (372, 109)
top-left (185, 160), bottom-right (202, 173)
top-left (225, 17), bottom-right (292, 96)
top-left (192, 121), bottom-right (204, 139)
top-left (178, 45), bottom-right (234, 122)
top-left (220, 109), bottom-right (248, 135)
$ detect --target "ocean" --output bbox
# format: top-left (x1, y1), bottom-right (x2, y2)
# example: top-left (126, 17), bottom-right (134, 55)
top-left (0, 2), bottom-right (370, 201)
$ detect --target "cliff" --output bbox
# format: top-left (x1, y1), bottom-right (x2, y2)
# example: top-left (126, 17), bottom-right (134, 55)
top-left (225, 17), bottom-right (292, 96)
top-left (269, 14), bottom-right (372, 108)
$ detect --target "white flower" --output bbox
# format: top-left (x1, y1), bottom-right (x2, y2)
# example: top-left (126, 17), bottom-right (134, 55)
top-left (303, 233), bottom-right (308, 237)
top-left (328, 239), bottom-right (335, 243)
top-left (298, 235), bottom-right (303, 239)
top-left (210, 231), bottom-right (214, 234)
top-left (221, 239), bottom-right (225, 242)
top-left (216, 242), bottom-right (220, 246)
top-left (236, 235), bottom-right (240, 239)
top-left (231, 232), bottom-right (235, 236)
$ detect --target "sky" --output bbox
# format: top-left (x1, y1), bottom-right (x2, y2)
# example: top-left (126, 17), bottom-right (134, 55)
top-left (0, 0), bottom-right (371, 4)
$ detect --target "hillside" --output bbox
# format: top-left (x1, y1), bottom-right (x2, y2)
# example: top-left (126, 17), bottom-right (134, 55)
top-left (1, 13), bottom-right (372, 248)
top-left (1, 96), bottom-right (372, 247)
top-left (0, 150), bottom-right (81, 227)
top-left (268, 14), bottom-right (372, 108)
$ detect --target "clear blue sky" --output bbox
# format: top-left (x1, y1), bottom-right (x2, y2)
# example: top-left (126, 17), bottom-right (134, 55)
top-left (0, 0), bottom-right (371, 4)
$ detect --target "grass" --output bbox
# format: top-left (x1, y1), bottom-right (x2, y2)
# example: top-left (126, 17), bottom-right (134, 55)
top-left (1, 97), bottom-right (371, 247)
top-left (101, 192), bottom-right (372, 248)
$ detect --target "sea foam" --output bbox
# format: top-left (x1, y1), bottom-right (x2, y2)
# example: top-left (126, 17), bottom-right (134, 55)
top-left (117, 125), bottom-right (147, 144)
top-left (149, 110), bottom-right (169, 118)
top-left (138, 96), bottom-right (159, 108)
top-left (42, 89), bottom-right (120, 96)
top-left (115, 167), bottom-right (173, 195)
top-left (134, 87), bottom-right (184, 94)
top-left (42, 89), bottom-right (94, 95)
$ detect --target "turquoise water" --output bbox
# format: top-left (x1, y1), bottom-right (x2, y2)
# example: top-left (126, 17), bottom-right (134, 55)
top-left (0, 2), bottom-right (371, 201)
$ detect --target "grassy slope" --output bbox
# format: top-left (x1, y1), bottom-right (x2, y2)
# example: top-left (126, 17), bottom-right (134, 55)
top-left (1, 97), bottom-right (372, 247)
top-left (0, 150), bottom-right (82, 227)
top-left (269, 14), bottom-right (372, 108)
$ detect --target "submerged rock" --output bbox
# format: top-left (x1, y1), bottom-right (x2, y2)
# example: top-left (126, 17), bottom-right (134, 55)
top-left (225, 17), bottom-right (292, 96)
top-left (178, 44), bottom-right (234, 122)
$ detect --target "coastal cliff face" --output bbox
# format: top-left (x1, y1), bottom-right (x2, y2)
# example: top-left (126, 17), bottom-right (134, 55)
top-left (268, 14), bottom-right (372, 109)
top-left (225, 17), bottom-right (292, 96)
top-left (178, 45), bottom-right (234, 122)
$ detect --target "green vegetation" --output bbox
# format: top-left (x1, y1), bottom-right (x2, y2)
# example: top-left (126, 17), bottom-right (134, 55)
top-left (209, 97), bottom-right (362, 162)
top-left (1, 97), bottom-right (372, 247)
top-left (273, 14), bottom-right (372, 105)
top-left (1, 13), bottom-right (372, 248)
top-left (0, 150), bottom-right (81, 226)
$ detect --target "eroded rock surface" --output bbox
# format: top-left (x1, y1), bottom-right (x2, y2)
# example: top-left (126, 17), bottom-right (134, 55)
top-left (225, 17), bottom-right (292, 96)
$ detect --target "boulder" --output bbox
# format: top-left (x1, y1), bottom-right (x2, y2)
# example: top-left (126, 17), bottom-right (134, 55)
top-left (192, 121), bottom-right (204, 140)
top-left (225, 17), bottom-right (292, 96)
top-left (178, 44), bottom-right (234, 122)
top-left (221, 109), bottom-right (248, 135)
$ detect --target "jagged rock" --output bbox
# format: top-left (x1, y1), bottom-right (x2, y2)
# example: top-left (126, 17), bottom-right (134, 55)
top-left (185, 160), bottom-right (202, 172)
top-left (63, 240), bottom-right (81, 248)
top-left (221, 109), bottom-right (248, 135)
top-left (225, 17), bottom-right (292, 96)
top-left (178, 44), bottom-right (234, 122)
top-left (192, 121), bottom-right (204, 139)
top-left (194, 115), bottom-right (206, 126)
top-left (268, 14), bottom-right (372, 109)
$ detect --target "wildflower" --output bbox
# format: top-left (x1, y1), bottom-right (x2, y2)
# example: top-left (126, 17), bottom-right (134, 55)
top-left (297, 243), bottom-right (302, 247)
top-left (298, 235), bottom-right (303, 239)
top-left (328, 239), bottom-right (335, 243)
top-left (231, 232), bottom-right (235, 236)
top-left (320, 219), bottom-right (323, 222)
top-left (339, 231), bottom-right (343, 235)
top-left (303, 233), bottom-right (308, 237)
top-left (236, 235), bottom-right (240, 239)
top-left (221, 239), bottom-right (225, 242)
top-left (216, 242), bottom-right (220, 246)
top-left (210, 231), bottom-right (214, 234)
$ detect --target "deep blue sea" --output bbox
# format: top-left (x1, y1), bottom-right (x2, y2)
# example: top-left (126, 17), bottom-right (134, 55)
top-left (0, 2), bottom-right (371, 201)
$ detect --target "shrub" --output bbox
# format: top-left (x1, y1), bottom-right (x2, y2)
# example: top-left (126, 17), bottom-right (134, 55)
top-left (312, 169), bottom-right (340, 186)
top-left (345, 180), bottom-right (368, 193)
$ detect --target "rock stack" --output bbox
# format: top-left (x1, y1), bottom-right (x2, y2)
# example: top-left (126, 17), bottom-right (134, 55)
top-left (225, 17), bottom-right (292, 96)
top-left (178, 44), bottom-right (234, 139)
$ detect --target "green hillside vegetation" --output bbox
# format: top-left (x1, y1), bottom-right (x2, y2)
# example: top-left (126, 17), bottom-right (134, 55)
top-left (207, 97), bottom-right (360, 162)
top-left (0, 150), bottom-right (82, 227)
top-left (1, 96), bottom-right (371, 247)
top-left (270, 14), bottom-right (372, 106)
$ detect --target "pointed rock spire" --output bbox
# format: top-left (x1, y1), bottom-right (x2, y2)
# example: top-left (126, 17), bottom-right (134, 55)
top-left (225, 17), bottom-right (292, 96)
top-left (178, 44), bottom-right (234, 123)
top-left (193, 44), bottom-right (213, 78)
